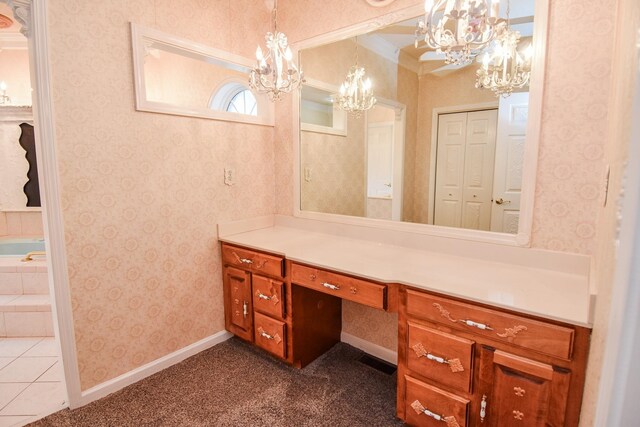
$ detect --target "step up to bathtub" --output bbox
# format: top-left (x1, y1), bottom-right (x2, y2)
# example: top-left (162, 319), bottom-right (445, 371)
top-left (0, 258), bottom-right (49, 295)
top-left (0, 294), bottom-right (53, 337)
top-left (0, 253), bottom-right (51, 338)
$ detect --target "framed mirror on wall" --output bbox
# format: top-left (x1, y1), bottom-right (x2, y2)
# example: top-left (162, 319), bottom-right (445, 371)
top-left (292, 0), bottom-right (548, 246)
top-left (130, 23), bottom-right (274, 126)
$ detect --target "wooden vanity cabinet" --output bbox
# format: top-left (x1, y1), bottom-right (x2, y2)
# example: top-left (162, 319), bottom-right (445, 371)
top-left (398, 286), bottom-right (590, 427)
top-left (221, 244), bottom-right (288, 358)
top-left (221, 244), bottom-right (343, 367)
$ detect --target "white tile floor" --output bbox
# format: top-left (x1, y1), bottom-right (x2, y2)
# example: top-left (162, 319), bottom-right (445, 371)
top-left (0, 338), bottom-right (66, 427)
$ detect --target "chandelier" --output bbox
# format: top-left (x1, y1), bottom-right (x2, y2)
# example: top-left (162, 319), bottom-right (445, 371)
top-left (0, 81), bottom-right (10, 105)
top-left (416, 0), bottom-right (504, 65)
top-left (475, 2), bottom-right (533, 97)
top-left (336, 39), bottom-right (376, 117)
top-left (249, 0), bottom-right (303, 100)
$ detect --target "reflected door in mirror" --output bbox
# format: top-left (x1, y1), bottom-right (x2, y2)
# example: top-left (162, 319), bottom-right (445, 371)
top-left (434, 110), bottom-right (497, 231)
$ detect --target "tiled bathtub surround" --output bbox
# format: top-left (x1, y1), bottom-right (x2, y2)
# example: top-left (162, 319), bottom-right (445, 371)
top-left (0, 258), bottom-right (52, 338)
top-left (0, 212), bottom-right (43, 237)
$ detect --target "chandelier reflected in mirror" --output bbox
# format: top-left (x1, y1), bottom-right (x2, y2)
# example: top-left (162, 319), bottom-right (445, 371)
top-left (415, 0), bottom-right (504, 65)
top-left (0, 81), bottom-right (10, 105)
top-left (249, 0), bottom-right (303, 100)
top-left (335, 38), bottom-right (377, 117)
top-left (476, 26), bottom-right (532, 97)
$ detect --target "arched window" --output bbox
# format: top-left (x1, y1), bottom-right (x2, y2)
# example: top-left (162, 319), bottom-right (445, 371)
top-left (209, 81), bottom-right (258, 117)
top-left (226, 89), bottom-right (257, 116)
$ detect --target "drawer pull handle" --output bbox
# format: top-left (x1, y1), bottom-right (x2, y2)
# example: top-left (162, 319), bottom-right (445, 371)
top-left (232, 252), bottom-right (254, 265)
top-left (258, 327), bottom-right (282, 344)
top-left (411, 400), bottom-right (460, 427)
top-left (231, 252), bottom-right (267, 269)
top-left (412, 343), bottom-right (464, 373)
top-left (257, 292), bottom-right (271, 300)
top-left (256, 290), bottom-right (280, 305)
top-left (459, 319), bottom-right (494, 331)
top-left (322, 282), bottom-right (340, 291)
top-left (480, 395), bottom-right (487, 423)
top-left (242, 301), bottom-right (248, 318)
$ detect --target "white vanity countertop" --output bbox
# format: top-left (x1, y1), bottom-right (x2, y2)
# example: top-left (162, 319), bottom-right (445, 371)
top-left (218, 217), bottom-right (594, 328)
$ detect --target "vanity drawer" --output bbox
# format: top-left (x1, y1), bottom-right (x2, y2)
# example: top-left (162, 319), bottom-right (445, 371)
top-left (222, 244), bottom-right (284, 278)
top-left (291, 263), bottom-right (386, 310)
top-left (254, 312), bottom-right (287, 359)
top-left (405, 375), bottom-right (469, 427)
top-left (406, 290), bottom-right (575, 360)
top-left (407, 322), bottom-right (474, 393)
top-left (252, 275), bottom-right (285, 319)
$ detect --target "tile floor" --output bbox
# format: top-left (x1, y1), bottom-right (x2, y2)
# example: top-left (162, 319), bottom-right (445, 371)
top-left (0, 338), bottom-right (66, 427)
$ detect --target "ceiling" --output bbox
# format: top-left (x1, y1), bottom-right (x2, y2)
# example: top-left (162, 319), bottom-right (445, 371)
top-left (0, 3), bottom-right (27, 50)
top-left (361, 0), bottom-right (535, 75)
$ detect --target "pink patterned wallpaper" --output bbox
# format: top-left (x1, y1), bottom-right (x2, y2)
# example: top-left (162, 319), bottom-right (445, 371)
top-left (46, 0), bottom-right (619, 392)
top-left (48, 0), bottom-right (273, 390)
top-left (276, 0), bottom-right (616, 256)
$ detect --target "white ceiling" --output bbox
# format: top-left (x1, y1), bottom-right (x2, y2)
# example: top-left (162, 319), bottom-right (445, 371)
top-left (362, 0), bottom-right (535, 74)
top-left (0, 3), bottom-right (27, 50)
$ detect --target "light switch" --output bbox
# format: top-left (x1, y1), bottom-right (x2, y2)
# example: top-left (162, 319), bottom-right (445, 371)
top-left (304, 167), bottom-right (312, 182)
top-left (224, 168), bottom-right (235, 186)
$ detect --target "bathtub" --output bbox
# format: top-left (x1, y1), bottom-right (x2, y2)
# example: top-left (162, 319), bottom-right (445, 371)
top-left (0, 237), bottom-right (46, 256)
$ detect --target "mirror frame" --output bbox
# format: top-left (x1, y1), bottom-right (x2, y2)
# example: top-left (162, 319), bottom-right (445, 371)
top-left (291, 1), bottom-right (549, 247)
top-left (130, 23), bottom-right (274, 127)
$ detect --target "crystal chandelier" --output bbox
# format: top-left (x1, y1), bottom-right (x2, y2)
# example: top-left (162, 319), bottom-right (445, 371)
top-left (0, 81), bottom-right (10, 105)
top-left (416, 0), bottom-right (504, 65)
top-left (249, 0), bottom-right (303, 101)
top-left (336, 39), bottom-right (376, 117)
top-left (475, 2), bottom-right (533, 97)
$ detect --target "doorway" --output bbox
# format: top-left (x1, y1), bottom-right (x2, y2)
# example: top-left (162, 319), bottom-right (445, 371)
top-left (364, 102), bottom-right (405, 221)
top-left (432, 109), bottom-right (498, 230)
top-left (0, 0), bottom-right (74, 423)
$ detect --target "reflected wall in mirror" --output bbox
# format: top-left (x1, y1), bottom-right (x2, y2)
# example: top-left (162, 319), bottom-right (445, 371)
top-left (131, 24), bottom-right (274, 126)
top-left (298, 0), bottom-right (537, 235)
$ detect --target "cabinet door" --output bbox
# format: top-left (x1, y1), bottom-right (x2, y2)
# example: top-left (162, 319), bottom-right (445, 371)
top-left (223, 266), bottom-right (253, 341)
top-left (477, 347), bottom-right (571, 426)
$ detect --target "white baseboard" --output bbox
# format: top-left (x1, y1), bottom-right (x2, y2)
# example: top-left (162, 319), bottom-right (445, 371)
top-left (75, 330), bottom-right (233, 408)
top-left (341, 332), bottom-right (398, 365)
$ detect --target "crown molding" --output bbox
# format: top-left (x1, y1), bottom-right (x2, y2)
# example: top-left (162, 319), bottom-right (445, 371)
top-left (0, 31), bottom-right (28, 49)
top-left (0, 0), bottom-right (30, 37)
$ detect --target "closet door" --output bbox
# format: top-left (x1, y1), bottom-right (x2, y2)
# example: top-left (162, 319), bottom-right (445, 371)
top-left (461, 110), bottom-right (498, 231)
top-left (434, 110), bottom-right (497, 230)
top-left (433, 112), bottom-right (467, 228)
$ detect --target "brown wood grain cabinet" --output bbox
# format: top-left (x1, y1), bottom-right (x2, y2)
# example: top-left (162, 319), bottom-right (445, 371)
top-left (398, 286), bottom-right (590, 427)
top-left (220, 243), bottom-right (590, 426)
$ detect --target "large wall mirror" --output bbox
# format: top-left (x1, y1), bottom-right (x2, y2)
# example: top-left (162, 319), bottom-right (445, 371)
top-left (294, 0), bottom-right (547, 245)
top-left (131, 24), bottom-right (274, 126)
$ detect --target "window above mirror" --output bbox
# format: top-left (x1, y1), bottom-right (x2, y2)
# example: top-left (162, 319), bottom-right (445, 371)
top-left (131, 23), bottom-right (274, 126)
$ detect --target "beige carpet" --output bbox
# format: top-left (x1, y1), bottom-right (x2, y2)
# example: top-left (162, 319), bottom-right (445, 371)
top-left (32, 338), bottom-right (403, 426)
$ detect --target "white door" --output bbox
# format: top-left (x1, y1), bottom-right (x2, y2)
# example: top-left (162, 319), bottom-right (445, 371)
top-left (367, 123), bottom-right (394, 199)
top-left (434, 110), bottom-right (497, 230)
top-left (433, 113), bottom-right (467, 228)
top-left (461, 110), bottom-right (498, 230)
top-left (365, 103), bottom-right (405, 222)
top-left (490, 92), bottom-right (529, 233)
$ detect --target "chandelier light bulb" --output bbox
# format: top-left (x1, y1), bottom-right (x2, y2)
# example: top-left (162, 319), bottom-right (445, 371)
top-left (475, 27), bottom-right (531, 97)
top-left (416, 0), bottom-right (504, 65)
top-left (249, 0), bottom-right (303, 101)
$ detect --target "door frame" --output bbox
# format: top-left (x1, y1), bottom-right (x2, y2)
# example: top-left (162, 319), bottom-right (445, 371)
top-left (2, 0), bottom-right (82, 409)
top-left (363, 97), bottom-right (406, 221)
top-left (427, 102), bottom-right (498, 225)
